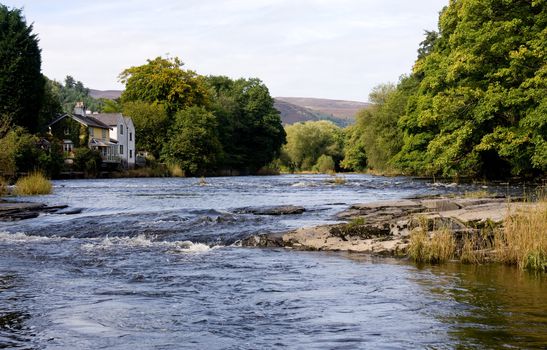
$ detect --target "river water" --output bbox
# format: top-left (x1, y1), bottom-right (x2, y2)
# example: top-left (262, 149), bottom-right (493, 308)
top-left (0, 175), bottom-right (545, 349)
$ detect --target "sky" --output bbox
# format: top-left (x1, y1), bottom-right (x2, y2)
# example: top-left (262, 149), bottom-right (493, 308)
top-left (4, 0), bottom-right (447, 102)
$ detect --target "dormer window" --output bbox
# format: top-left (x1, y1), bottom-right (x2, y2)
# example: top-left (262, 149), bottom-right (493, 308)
top-left (120, 125), bottom-right (124, 134)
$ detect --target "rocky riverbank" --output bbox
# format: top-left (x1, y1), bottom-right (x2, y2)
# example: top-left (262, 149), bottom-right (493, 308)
top-left (242, 196), bottom-right (531, 255)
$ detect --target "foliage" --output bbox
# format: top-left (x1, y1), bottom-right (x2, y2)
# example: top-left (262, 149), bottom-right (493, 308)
top-left (161, 106), bottom-right (222, 176)
top-left (281, 120), bottom-right (344, 172)
top-left (314, 155), bottom-right (335, 173)
top-left (0, 127), bottom-right (62, 178)
top-left (119, 56), bottom-right (209, 115)
top-left (73, 148), bottom-right (102, 177)
top-left (122, 101), bottom-right (169, 159)
top-left (206, 76), bottom-right (286, 172)
top-left (101, 98), bottom-right (122, 113)
top-left (0, 5), bottom-right (44, 132)
top-left (40, 77), bottom-right (63, 126)
top-left (396, 0), bottom-right (547, 178)
top-left (342, 77), bottom-right (417, 173)
top-left (14, 172), bottom-right (52, 196)
top-left (56, 76), bottom-right (103, 114)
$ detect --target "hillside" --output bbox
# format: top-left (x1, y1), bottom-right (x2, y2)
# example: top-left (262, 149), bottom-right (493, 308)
top-left (88, 89), bottom-right (368, 127)
top-left (89, 89), bottom-right (122, 100)
top-left (276, 97), bottom-right (369, 122)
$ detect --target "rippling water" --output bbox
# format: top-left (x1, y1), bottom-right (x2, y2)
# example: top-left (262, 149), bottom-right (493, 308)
top-left (0, 175), bottom-right (545, 349)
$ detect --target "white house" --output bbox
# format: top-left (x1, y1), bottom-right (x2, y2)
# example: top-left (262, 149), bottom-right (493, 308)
top-left (92, 113), bottom-right (136, 168)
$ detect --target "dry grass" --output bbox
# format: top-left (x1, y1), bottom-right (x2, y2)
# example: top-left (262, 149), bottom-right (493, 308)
top-left (408, 223), bottom-right (456, 264)
top-left (459, 233), bottom-right (491, 264)
top-left (167, 163), bottom-right (185, 177)
top-left (494, 199), bottom-right (547, 272)
top-left (14, 172), bottom-right (52, 196)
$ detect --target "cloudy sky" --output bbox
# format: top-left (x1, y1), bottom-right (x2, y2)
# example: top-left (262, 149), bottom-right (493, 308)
top-left (5, 0), bottom-right (446, 101)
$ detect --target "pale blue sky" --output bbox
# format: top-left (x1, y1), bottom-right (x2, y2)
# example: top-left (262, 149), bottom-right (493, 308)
top-left (4, 0), bottom-right (447, 101)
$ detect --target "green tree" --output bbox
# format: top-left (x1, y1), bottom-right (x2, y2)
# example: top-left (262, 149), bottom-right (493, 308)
top-left (398, 0), bottom-right (547, 178)
top-left (282, 120), bottom-right (344, 171)
top-left (57, 76), bottom-right (102, 114)
top-left (206, 76), bottom-right (286, 172)
top-left (119, 56), bottom-right (209, 115)
top-left (161, 106), bottom-right (222, 176)
top-left (0, 5), bottom-right (44, 132)
top-left (122, 101), bottom-right (169, 159)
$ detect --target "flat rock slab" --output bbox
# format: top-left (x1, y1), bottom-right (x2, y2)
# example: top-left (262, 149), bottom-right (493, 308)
top-left (242, 196), bottom-right (527, 256)
top-left (351, 199), bottom-right (422, 210)
top-left (0, 201), bottom-right (71, 221)
top-left (234, 205), bottom-right (305, 215)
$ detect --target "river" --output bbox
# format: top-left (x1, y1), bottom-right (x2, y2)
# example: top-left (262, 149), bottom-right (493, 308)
top-left (0, 175), bottom-right (545, 349)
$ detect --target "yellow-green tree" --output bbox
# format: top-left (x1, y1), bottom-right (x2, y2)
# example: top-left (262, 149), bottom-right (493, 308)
top-left (119, 57), bottom-right (209, 115)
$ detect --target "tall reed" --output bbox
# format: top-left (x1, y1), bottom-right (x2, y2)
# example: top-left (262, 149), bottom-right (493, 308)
top-left (494, 199), bottom-right (547, 272)
top-left (14, 172), bottom-right (52, 195)
top-left (409, 224), bottom-right (456, 264)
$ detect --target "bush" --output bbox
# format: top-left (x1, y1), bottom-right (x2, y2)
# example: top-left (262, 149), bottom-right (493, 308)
top-left (14, 172), bottom-right (52, 195)
top-left (73, 148), bottom-right (102, 177)
top-left (314, 155), bottom-right (335, 174)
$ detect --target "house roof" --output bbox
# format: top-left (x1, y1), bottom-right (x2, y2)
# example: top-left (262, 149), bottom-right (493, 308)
top-left (91, 113), bottom-right (124, 127)
top-left (48, 113), bottom-right (111, 129)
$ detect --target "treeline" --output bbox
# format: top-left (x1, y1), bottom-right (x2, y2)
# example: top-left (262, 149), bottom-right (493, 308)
top-left (342, 0), bottom-right (546, 179)
top-left (118, 57), bottom-right (286, 175)
top-left (0, 4), bottom-right (285, 178)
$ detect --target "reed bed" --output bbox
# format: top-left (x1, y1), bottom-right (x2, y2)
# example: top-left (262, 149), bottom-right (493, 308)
top-left (14, 172), bottom-right (52, 195)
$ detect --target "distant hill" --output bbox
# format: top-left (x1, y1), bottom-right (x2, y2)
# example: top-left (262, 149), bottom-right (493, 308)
top-left (88, 89), bottom-right (368, 127)
top-left (89, 89), bottom-right (122, 100)
top-left (275, 97), bottom-right (369, 124)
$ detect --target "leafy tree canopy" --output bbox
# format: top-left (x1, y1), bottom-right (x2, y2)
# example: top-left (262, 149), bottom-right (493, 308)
top-left (398, 0), bottom-right (547, 177)
top-left (119, 56), bottom-right (210, 115)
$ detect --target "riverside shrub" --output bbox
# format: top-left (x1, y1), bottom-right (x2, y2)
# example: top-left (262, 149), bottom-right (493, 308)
top-left (14, 172), bottom-right (52, 195)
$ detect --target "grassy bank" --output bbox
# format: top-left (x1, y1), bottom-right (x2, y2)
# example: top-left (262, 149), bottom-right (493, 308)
top-left (409, 197), bottom-right (547, 272)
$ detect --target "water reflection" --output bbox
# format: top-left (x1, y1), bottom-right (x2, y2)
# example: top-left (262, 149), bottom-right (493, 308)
top-left (412, 263), bottom-right (547, 349)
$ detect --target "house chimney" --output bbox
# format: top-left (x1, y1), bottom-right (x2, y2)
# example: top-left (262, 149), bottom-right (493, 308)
top-left (74, 101), bottom-right (85, 116)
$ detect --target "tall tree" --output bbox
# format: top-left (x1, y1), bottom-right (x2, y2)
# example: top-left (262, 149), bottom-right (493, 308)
top-left (119, 56), bottom-right (210, 116)
top-left (0, 5), bottom-right (44, 132)
top-left (206, 76), bottom-right (286, 172)
top-left (122, 101), bottom-right (169, 159)
top-left (398, 0), bottom-right (547, 177)
top-left (161, 106), bottom-right (222, 176)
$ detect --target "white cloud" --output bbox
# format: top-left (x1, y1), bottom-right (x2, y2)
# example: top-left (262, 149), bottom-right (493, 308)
top-left (4, 0), bottom-right (446, 101)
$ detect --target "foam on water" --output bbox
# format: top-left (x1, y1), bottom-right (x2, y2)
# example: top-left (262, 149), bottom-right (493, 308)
top-left (80, 234), bottom-right (214, 253)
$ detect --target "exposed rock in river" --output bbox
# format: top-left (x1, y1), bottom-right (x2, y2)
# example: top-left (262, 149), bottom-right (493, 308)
top-left (234, 205), bottom-right (305, 215)
top-left (242, 196), bottom-right (529, 256)
top-left (0, 201), bottom-right (79, 221)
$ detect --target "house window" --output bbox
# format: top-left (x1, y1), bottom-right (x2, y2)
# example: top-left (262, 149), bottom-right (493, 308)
top-left (102, 129), bottom-right (107, 140)
top-left (90, 128), bottom-right (94, 137)
top-left (64, 128), bottom-right (70, 135)
top-left (129, 132), bottom-right (132, 141)
top-left (129, 150), bottom-right (133, 159)
top-left (120, 125), bottom-right (124, 134)
top-left (120, 145), bottom-right (124, 155)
